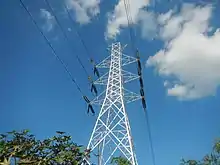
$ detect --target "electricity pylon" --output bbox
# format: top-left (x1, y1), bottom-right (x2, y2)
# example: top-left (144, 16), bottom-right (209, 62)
top-left (84, 42), bottom-right (141, 165)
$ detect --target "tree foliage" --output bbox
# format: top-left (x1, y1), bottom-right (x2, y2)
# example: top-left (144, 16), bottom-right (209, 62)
top-left (0, 130), bottom-right (90, 165)
top-left (111, 156), bottom-right (131, 165)
top-left (181, 139), bottom-right (220, 165)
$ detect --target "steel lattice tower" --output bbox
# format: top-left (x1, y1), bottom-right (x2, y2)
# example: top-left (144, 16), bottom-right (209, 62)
top-left (84, 42), bottom-right (141, 165)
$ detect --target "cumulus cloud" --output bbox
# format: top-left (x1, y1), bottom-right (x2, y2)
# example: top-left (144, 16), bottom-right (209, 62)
top-left (105, 0), bottom-right (152, 39)
top-left (157, 10), bottom-right (173, 25)
top-left (65, 0), bottom-right (100, 24)
top-left (40, 9), bottom-right (55, 32)
top-left (138, 10), bottom-right (158, 39)
top-left (147, 4), bottom-right (220, 100)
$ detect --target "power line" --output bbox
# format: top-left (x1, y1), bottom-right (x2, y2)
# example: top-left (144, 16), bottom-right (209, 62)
top-left (62, 0), bottom-right (101, 81)
top-left (143, 108), bottom-right (157, 165)
top-left (123, 1), bottom-right (157, 165)
top-left (43, 0), bottom-right (90, 78)
top-left (63, 2), bottom-right (95, 64)
top-left (123, 0), bottom-right (136, 54)
top-left (19, 0), bottom-right (84, 96)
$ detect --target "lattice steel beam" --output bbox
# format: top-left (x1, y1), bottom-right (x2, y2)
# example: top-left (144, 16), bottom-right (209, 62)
top-left (83, 42), bottom-right (139, 165)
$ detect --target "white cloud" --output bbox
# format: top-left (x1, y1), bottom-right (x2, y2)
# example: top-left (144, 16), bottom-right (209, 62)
top-left (66, 0), bottom-right (100, 24)
top-left (138, 10), bottom-right (158, 40)
top-left (157, 10), bottom-right (173, 25)
top-left (40, 9), bottom-right (55, 32)
top-left (147, 4), bottom-right (220, 100)
top-left (105, 0), bottom-right (151, 39)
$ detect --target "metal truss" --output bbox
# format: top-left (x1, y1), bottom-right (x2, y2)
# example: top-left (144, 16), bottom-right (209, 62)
top-left (91, 88), bottom-right (141, 106)
top-left (84, 42), bottom-right (139, 165)
top-left (96, 53), bottom-right (137, 68)
top-left (94, 70), bottom-right (140, 85)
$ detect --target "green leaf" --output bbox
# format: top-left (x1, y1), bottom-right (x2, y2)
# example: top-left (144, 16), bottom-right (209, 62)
top-left (23, 129), bottom-right (30, 134)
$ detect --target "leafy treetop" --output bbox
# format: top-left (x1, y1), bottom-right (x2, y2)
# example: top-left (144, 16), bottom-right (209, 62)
top-left (0, 130), bottom-right (90, 165)
top-left (181, 138), bottom-right (220, 165)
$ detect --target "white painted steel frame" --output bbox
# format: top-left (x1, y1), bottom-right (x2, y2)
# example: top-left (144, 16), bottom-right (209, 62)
top-left (84, 42), bottom-right (139, 165)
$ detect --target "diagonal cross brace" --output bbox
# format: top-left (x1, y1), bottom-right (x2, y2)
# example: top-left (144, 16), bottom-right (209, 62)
top-left (96, 54), bottom-right (137, 68)
top-left (94, 70), bottom-right (140, 85)
top-left (90, 88), bottom-right (141, 106)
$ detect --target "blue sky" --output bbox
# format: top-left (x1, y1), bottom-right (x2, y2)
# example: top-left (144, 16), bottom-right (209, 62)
top-left (0, 0), bottom-right (220, 165)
